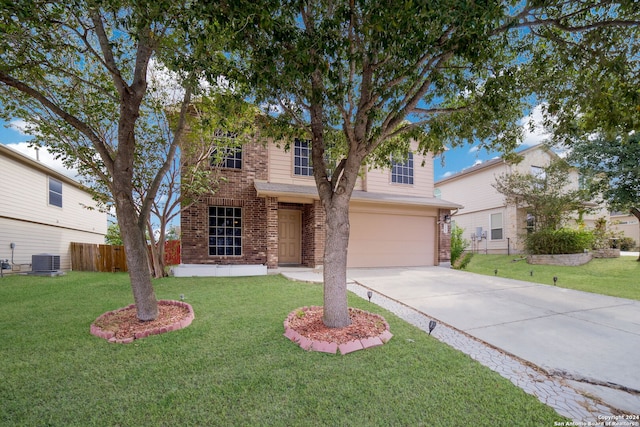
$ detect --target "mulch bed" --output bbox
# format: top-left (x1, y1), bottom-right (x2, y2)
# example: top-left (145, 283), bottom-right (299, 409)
top-left (284, 306), bottom-right (393, 355)
top-left (90, 300), bottom-right (194, 344)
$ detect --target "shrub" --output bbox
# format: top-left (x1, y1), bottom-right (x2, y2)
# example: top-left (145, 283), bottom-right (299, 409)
top-left (453, 252), bottom-right (474, 270)
top-left (618, 237), bottom-right (637, 251)
top-left (450, 225), bottom-right (469, 266)
top-left (525, 229), bottom-right (594, 255)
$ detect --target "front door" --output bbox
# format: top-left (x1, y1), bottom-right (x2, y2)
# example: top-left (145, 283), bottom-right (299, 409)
top-left (278, 209), bottom-right (302, 264)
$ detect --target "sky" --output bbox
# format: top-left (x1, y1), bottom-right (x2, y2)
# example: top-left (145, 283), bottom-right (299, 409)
top-left (1, 104), bottom-right (551, 184)
top-left (0, 118), bottom-right (78, 179)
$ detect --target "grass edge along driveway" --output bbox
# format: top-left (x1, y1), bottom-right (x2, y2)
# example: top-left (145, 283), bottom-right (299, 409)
top-left (0, 272), bottom-right (568, 426)
top-left (465, 254), bottom-right (640, 301)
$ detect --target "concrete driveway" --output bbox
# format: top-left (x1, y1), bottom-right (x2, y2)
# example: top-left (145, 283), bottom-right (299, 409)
top-left (344, 266), bottom-right (640, 411)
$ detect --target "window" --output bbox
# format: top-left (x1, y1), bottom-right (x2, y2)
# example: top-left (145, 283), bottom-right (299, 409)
top-left (531, 166), bottom-right (546, 179)
top-left (391, 152), bottom-right (414, 184)
top-left (294, 138), bottom-right (313, 176)
top-left (48, 177), bottom-right (62, 208)
top-left (490, 213), bottom-right (503, 240)
top-left (211, 146), bottom-right (242, 169)
top-left (208, 207), bottom-right (242, 256)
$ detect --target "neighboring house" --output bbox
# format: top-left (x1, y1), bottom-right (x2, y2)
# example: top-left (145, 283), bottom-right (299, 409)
top-left (610, 212), bottom-right (640, 249)
top-left (181, 139), bottom-right (461, 269)
top-left (0, 144), bottom-right (107, 272)
top-left (434, 144), bottom-right (605, 255)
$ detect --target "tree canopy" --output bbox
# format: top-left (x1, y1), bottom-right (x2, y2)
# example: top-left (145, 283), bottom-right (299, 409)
top-left (567, 133), bottom-right (640, 212)
top-left (0, 0), bottom-right (207, 320)
top-left (493, 160), bottom-right (592, 232)
top-left (200, 0), bottom-right (640, 327)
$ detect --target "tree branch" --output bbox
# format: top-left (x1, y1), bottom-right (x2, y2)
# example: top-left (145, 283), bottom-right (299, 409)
top-left (0, 71), bottom-right (115, 175)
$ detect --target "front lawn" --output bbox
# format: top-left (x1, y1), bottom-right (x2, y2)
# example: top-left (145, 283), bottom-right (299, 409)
top-left (0, 272), bottom-right (567, 426)
top-left (465, 254), bottom-right (640, 301)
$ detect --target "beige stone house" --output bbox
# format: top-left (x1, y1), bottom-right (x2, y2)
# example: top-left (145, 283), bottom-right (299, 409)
top-left (180, 139), bottom-right (461, 270)
top-left (435, 144), bottom-right (604, 255)
top-left (0, 144), bottom-right (107, 272)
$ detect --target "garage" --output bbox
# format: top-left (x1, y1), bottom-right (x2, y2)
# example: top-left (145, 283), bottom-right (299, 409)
top-left (348, 203), bottom-right (437, 268)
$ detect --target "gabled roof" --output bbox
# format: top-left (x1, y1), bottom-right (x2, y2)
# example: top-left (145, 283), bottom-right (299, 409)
top-left (254, 180), bottom-right (463, 209)
top-left (0, 143), bottom-right (86, 190)
top-left (435, 144), bottom-right (559, 186)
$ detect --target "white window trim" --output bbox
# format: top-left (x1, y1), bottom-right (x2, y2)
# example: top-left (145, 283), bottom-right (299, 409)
top-left (490, 212), bottom-right (503, 241)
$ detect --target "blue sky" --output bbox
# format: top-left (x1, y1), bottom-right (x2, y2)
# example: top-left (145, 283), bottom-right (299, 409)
top-left (1, 104), bottom-right (550, 183)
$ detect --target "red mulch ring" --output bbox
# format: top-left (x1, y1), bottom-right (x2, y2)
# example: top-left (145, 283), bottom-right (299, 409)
top-left (284, 306), bottom-right (393, 355)
top-left (90, 300), bottom-right (194, 344)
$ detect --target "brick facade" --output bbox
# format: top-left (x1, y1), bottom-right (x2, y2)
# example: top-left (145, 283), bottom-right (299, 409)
top-left (181, 141), bottom-right (326, 269)
top-left (438, 209), bottom-right (452, 262)
top-left (181, 142), bottom-right (270, 266)
top-left (181, 139), bottom-right (455, 269)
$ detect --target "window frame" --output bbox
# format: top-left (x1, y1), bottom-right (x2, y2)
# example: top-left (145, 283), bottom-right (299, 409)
top-left (211, 145), bottom-right (242, 170)
top-left (293, 138), bottom-right (313, 177)
top-left (391, 152), bottom-right (414, 185)
top-left (48, 177), bottom-right (63, 208)
top-left (490, 212), bottom-right (503, 240)
top-left (208, 206), bottom-right (243, 257)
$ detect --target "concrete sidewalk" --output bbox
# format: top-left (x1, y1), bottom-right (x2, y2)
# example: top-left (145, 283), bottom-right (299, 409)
top-left (279, 266), bottom-right (640, 416)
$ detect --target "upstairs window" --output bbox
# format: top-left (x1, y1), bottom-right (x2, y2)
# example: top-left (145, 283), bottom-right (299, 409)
top-left (531, 165), bottom-right (546, 179)
top-left (294, 138), bottom-right (313, 176)
top-left (391, 152), bottom-right (414, 184)
top-left (211, 146), bottom-right (242, 169)
top-left (48, 177), bottom-right (62, 208)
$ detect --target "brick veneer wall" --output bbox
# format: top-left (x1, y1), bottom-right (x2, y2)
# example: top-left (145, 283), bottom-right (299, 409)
top-left (438, 209), bottom-right (452, 263)
top-left (304, 200), bottom-right (326, 268)
top-left (181, 142), bottom-right (269, 265)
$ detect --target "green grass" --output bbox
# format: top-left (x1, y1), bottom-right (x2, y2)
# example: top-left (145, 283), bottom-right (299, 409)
top-left (465, 254), bottom-right (640, 301)
top-left (0, 272), bottom-right (568, 426)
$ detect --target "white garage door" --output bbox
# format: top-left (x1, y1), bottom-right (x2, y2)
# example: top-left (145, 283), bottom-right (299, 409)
top-left (348, 209), bottom-right (436, 268)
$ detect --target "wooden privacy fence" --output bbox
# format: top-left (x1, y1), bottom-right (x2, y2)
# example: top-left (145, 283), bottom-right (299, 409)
top-left (70, 240), bottom-right (181, 272)
top-left (71, 243), bottom-right (128, 272)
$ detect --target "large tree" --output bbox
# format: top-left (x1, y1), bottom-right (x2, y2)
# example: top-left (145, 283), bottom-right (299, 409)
top-left (0, 1), bottom-right (207, 320)
top-left (567, 133), bottom-right (640, 261)
top-left (205, 1), bottom-right (639, 327)
top-left (567, 133), bottom-right (640, 212)
top-left (492, 160), bottom-right (591, 232)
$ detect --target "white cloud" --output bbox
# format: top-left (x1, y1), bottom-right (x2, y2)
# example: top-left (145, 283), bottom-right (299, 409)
top-left (147, 58), bottom-right (232, 106)
top-left (9, 119), bottom-right (34, 135)
top-left (468, 145), bottom-right (479, 154)
top-left (441, 171), bottom-right (453, 178)
top-left (518, 104), bottom-right (551, 147)
top-left (473, 159), bottom-right (483, 166)
top-left (6, 142), bottom-right (78, 179)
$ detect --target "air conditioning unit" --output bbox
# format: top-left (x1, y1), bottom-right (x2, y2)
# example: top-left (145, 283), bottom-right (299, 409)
top-left (32, 254), bottom-right (61, 272)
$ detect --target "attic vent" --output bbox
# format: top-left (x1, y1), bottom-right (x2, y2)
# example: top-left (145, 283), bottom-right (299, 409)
top-left (32, 254), bottom-right (61, 272)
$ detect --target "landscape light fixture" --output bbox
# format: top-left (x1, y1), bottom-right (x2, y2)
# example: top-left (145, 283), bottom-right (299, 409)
top-left (494, 269), bottom-right (498, 276)
top-left (530, 270), bottom-right (534, 277)
top-left (367, 291), bottom-right (373, 302)
top-left (428, 320), bottom-right (437, 335)
top-left (553, 276), bottom-right (558, 286)
top-left (180, 294), bottom-right (185, 301)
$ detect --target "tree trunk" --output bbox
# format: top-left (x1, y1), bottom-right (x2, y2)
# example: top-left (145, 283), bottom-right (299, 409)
top-left (322, 193), bottom-right (352, 328)
top-left (115, 190), bottom-right (158, 321)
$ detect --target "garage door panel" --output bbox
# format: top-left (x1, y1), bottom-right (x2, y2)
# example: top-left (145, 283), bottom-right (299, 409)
top-left (348, 211), bottom-right (435, 268)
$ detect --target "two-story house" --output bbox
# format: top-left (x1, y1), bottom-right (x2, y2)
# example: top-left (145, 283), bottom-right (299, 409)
top-left (0, 144), bottom-right (107, 272)
top-left (435, 144), bottom-right (604, 255)
top-left (180, 138), bottom-right (461, 271)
